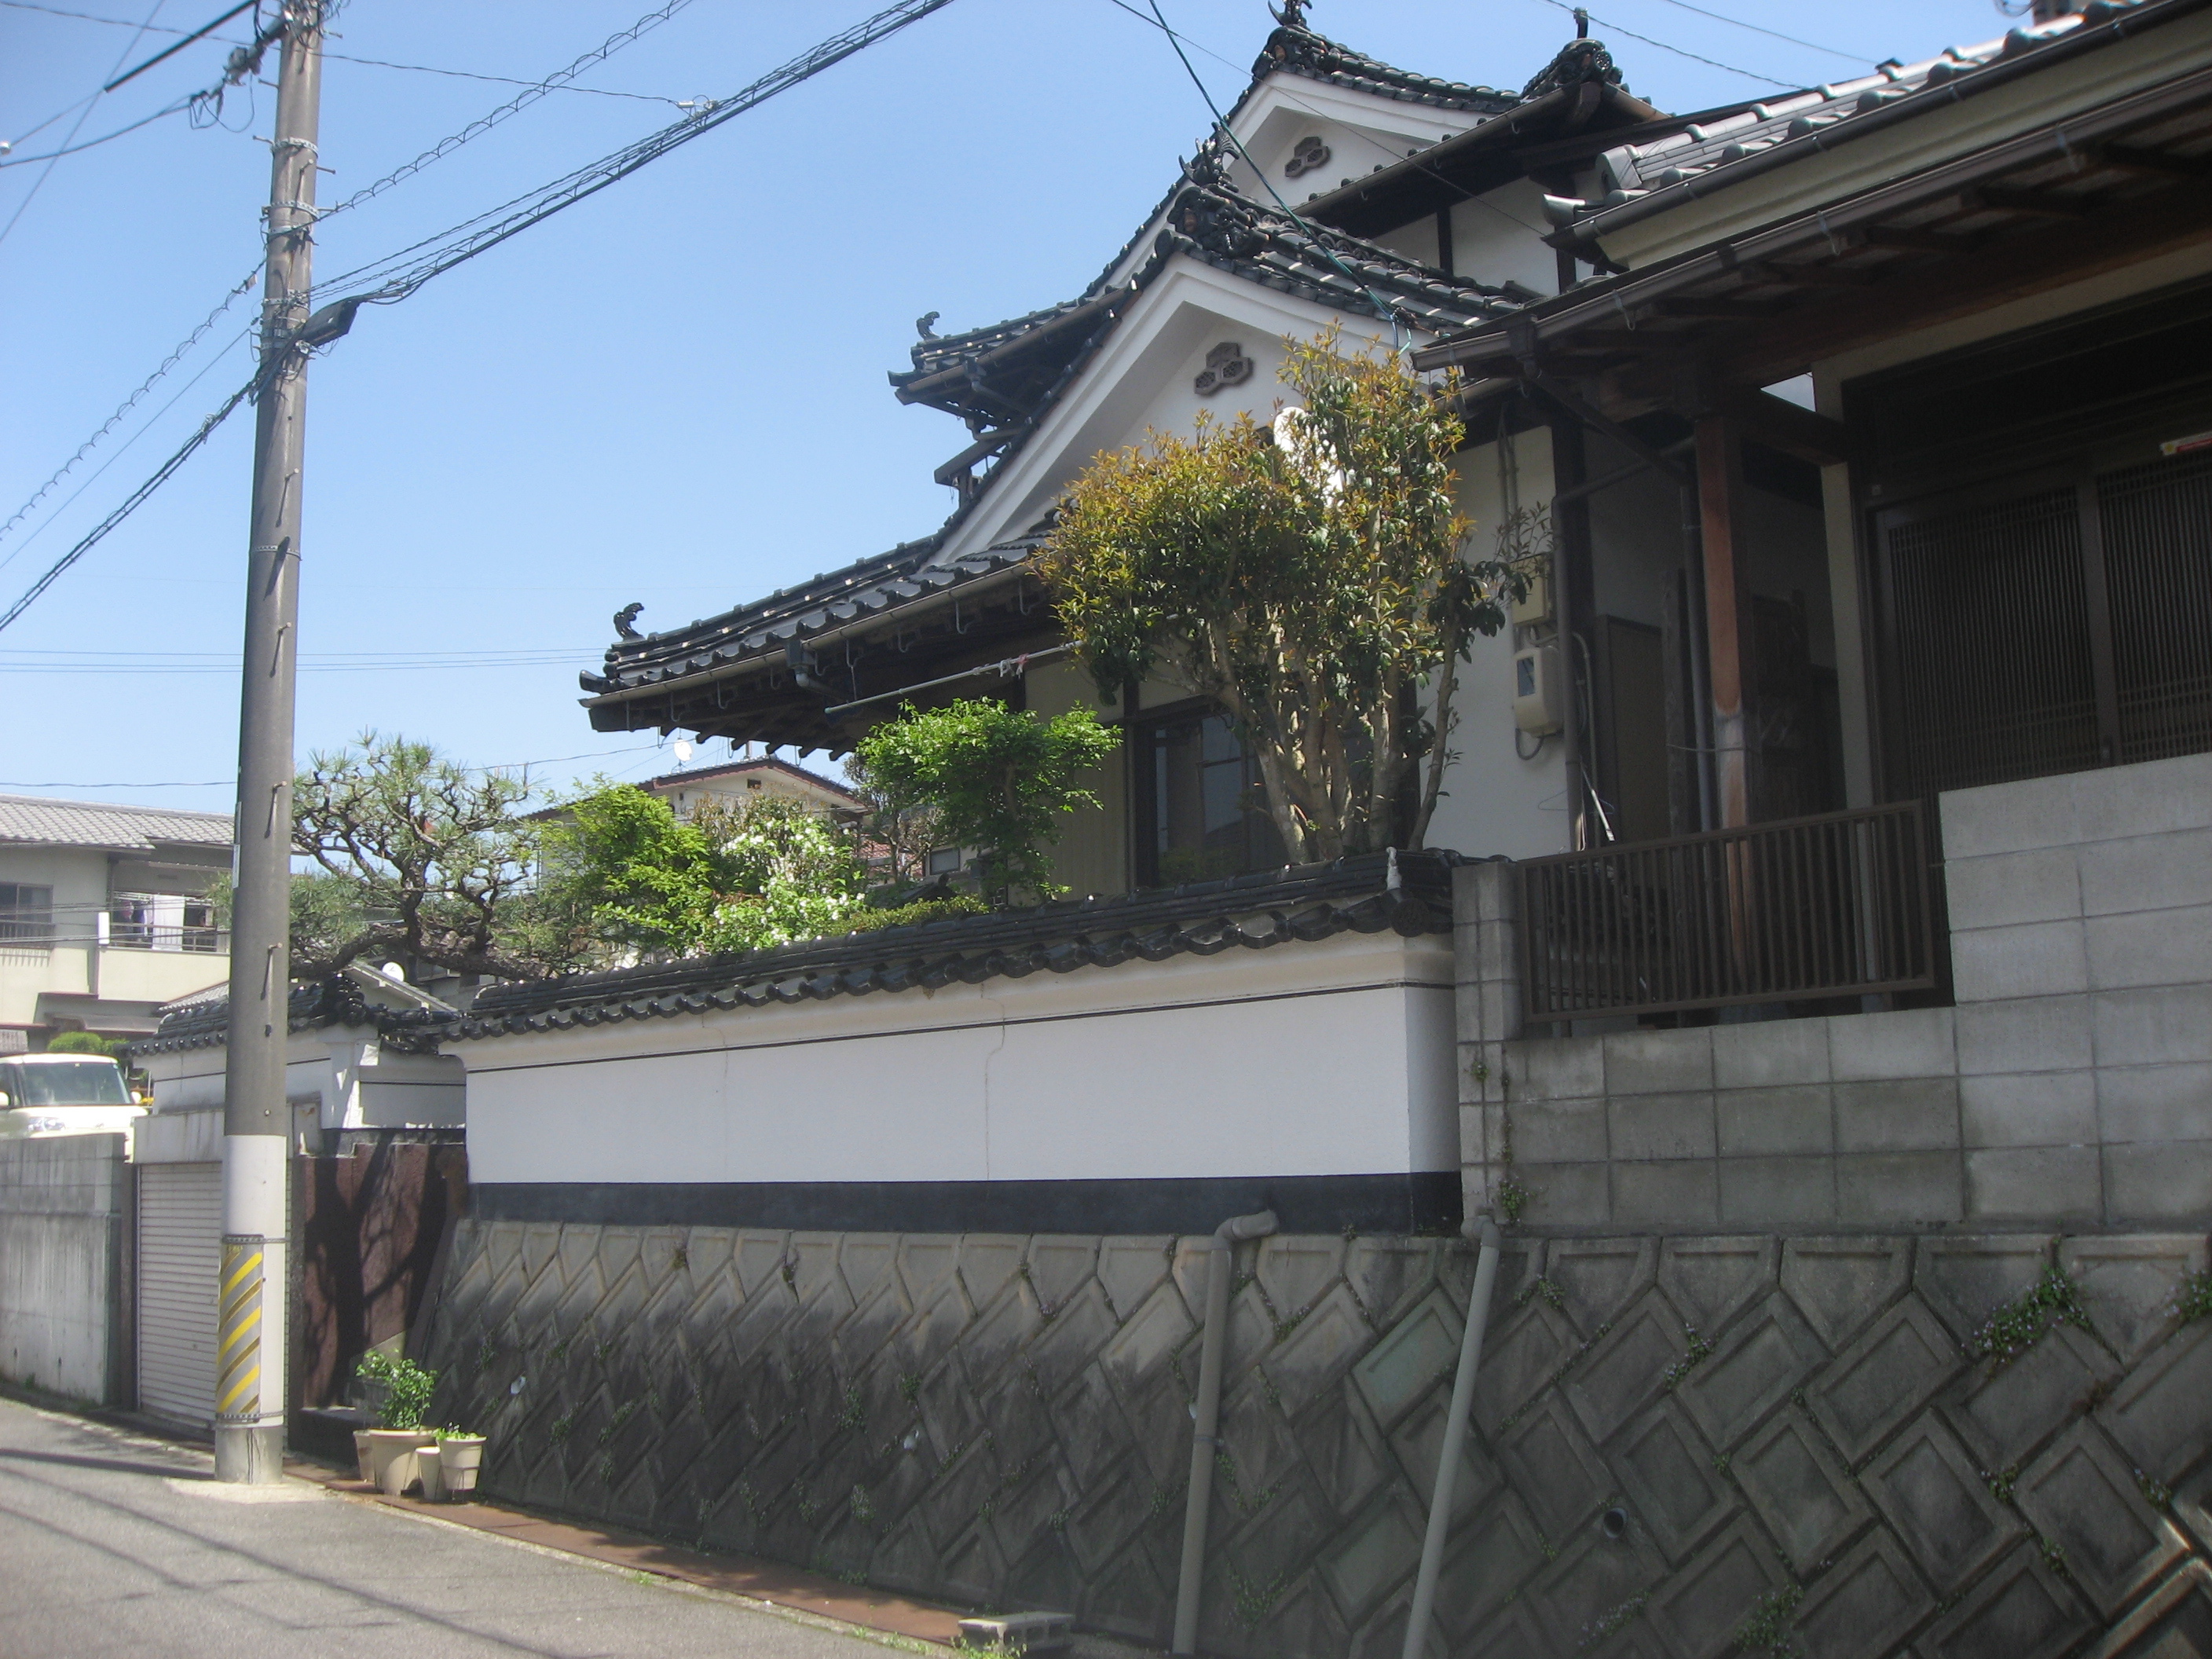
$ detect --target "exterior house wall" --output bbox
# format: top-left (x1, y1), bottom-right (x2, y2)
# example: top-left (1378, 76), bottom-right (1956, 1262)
top-left (138, 1025), bottom-right (464, 1138)
top-left (1, 841), bottom-right (228, 1040)
top-left (1426, 426), bottom-right (1569, 862)
top-left (1024, 656), bottom-right (1127, 900)
top-left (0, 1133), bottom-right (130, 1405)
top-left (460, 927), bottom-right (1454, 1204)
top-left (1457, 751), bottom-right (2212, 1234)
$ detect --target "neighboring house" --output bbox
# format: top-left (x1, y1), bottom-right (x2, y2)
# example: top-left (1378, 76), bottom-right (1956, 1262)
top-left (131, 965), bottom-right (466, 1149)
top-left (124, 967), bottom-right (465, 1431)
top-left (642, 753), bottom-right (864, 822)
top-left (0, 794), bottom-right (232, 1052)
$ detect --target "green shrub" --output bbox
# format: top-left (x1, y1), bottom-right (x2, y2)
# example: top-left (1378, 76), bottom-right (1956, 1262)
top-left (356, 1350), bottom-right (438, 1430)
top-left (842, 895), bottom-right (990, 935)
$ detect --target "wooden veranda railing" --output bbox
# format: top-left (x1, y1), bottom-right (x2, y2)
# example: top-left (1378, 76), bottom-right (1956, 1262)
top-left (1518, 800), bottom-right (1943, 1024)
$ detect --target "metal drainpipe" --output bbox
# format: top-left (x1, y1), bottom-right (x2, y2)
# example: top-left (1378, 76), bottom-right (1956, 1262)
top-left (1399, 1217), bottom-right (1505, 1659)
top-left (1172, 1208), bottom-right (1280, 1655)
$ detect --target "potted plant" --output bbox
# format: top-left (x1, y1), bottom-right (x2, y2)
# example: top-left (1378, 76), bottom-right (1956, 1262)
top-left (431, 1423), bottom-right (487, 1499)
top-left (355, 1351), bottom-right (439, 1496)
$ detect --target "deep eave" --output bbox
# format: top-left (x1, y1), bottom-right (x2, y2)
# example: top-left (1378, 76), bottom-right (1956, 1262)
top-left (1410, 34), bottom-right (2212, 411)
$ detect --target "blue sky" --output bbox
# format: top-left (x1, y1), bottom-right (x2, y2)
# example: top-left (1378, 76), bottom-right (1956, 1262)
top-left (2, 0), bottom-right (2023, 815)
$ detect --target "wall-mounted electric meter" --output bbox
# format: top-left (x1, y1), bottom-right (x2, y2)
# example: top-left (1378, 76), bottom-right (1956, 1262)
top-left (1513, 643), bottom-right (1563, 735)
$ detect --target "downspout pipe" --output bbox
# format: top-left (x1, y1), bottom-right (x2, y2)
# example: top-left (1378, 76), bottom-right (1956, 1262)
top-left (1399, 1217), bottom-right (1505, 1659)
top-left (1172, 1208), bottom-right (1280, 1656)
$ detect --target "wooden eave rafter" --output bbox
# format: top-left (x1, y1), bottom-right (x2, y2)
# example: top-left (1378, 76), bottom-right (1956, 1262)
top-left (586, 566), bottom-right (1059, 756)
top-left (1411, 69), bottom-right (2212, 419)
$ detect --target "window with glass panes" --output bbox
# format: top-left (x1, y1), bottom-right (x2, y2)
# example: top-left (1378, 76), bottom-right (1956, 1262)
top-left (1135, 709), bottom-right (1286, 887)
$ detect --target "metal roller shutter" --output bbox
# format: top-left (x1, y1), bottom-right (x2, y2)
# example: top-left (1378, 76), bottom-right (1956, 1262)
top-left (137, 1162), bottom-right (222, 1426)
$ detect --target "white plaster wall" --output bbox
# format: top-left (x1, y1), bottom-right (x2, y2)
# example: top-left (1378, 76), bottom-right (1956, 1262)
top-left (1448, 181), bottom-right (1561, 296)
top-left (1425, 425), bottom-right (1570, 861)
top-left (141, 1026), bottom-right (463, 1131)
top-left (460, 929), bottom-right (1455, 1188)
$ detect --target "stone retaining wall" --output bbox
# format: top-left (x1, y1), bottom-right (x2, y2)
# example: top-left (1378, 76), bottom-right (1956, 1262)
top-left (420, 1219), bottom-right (2212, 1657)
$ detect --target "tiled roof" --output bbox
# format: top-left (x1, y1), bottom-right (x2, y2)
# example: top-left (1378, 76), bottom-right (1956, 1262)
top-left (133, 969), bottom-right (459, 1057)
top-left (1558, 2), bottom-right (2163, 240)
top-left (1145, 180), bottom-right (1520, 333)
top-left (585, 534), bottom-right (1038, 697)
top-left (0, 793), bottom-right (233, 851)
top-left (1251, 20), bottom-right (1519, 115)
top-left (445, 850), bottom-right (1455, 1042)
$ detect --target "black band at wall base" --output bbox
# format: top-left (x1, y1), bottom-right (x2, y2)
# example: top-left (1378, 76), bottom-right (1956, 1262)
top-left (469, 1172), bottom-right (1463, 1237)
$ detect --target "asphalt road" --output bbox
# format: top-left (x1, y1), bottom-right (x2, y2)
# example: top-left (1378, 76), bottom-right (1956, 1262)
top-left (0, 1398), bottom-right (900, 1659)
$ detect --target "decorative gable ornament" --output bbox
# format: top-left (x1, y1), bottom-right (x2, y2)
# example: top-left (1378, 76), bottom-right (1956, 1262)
top-left (1284, 135), bottom-right (1331, 179)
top-left (1194, 342), bottom-right (1254, 397)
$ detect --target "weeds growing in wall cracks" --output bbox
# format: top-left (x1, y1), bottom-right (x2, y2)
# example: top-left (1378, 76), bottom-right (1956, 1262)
top-left (1474, 1055), bottom-right (1529, 1224)
top-left (2175, 1268), bottom-right (2212, 1326)
top-left (1577, 1593), bottom-right (1646, 1650)
top-left (1972, 1266), bottom-right (2094, 1368)
top-left (1227, 1566), bottom-right (1287, 1629)
top-left (1733, 1585), bottom-right (1803, 1657)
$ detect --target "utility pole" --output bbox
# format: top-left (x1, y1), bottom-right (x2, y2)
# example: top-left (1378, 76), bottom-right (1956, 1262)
top-left (216, 0), bottom-right (322, 1485)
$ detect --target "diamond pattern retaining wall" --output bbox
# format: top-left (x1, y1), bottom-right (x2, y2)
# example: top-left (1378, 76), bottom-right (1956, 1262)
top-left (419, 1222), bottom-right (2212, 1657)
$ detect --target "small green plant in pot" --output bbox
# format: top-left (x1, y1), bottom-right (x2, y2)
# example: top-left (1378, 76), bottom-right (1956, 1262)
top-left (429, 1423), bottom-right (488, 1500)
top-left (356, 1351), bottom-right (440, 1496)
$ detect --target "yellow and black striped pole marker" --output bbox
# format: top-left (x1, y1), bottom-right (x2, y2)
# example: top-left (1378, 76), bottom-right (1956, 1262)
top-left (217, 1235), bottom-right (264, 1424)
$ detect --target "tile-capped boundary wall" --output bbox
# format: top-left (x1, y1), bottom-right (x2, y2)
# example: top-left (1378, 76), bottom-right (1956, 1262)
top-left (421, 1221), bottom-right (2212, 1659)
top-left (0, 1133), bottom-right (130, 1404)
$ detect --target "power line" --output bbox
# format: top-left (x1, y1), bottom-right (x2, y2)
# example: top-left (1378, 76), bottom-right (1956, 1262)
top-left (0, 371), bottom-right (260, 636)
top-left (1646, 0), bottom-right (1866, 65)
top-left (312, 0), bottom-right (706, 225)
top-left (0, 97), bottom-right (195, 166)
top-left (0, 315), bottom-right (256, 577)
top-left (311, 0), bottom-right (959, 306)
top-left (0, 0), bottom-right (687, 101)
top-left (1533, 0), bottom-right (1794, 89)
top-left (0, 0), bottom-right (163, 250)
top-left (0, 0), bottom-right (698, 558)
top-left (0, 742), bottom-right (668, 789)
top-left (0, 0), bottom-right (963, 637)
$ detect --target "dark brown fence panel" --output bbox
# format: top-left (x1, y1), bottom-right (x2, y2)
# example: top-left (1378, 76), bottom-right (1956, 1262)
top-left (1519, 802), bottom-right (1942, 1023)
top-left (291, 1141), bottom-right (467, 1409)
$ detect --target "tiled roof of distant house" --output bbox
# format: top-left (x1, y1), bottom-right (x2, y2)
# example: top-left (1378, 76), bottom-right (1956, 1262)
top-left (0, 794), bottom-right (233, 852)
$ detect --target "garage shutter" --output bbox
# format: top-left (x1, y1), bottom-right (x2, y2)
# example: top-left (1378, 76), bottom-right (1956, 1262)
top-left (137, 1163), bottom-right (222, 1426)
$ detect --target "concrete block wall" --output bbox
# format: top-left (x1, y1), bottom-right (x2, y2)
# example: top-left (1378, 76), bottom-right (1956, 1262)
top-left (0, 1134), bottom-right (130, 1404)
top-left (421, 1218), bottom-right (2212, 1658)
top-left (1456, 753), bottom-right (2212, 1235)
top-left (1943, 751), bottom-right (2212, 1229)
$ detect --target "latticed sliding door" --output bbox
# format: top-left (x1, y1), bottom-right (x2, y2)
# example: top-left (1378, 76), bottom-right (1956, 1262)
top-left (2100, 450), bottom-right (2212, 764)
top-left (1875, 483), bottom-right (2104, 799)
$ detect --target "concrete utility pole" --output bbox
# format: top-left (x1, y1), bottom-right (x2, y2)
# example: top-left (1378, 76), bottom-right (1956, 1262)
top-left (216, 0), bottom-right (323, 1485)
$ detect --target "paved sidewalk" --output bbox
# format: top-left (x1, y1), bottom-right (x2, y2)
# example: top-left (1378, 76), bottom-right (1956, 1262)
top-left (0, 1397), bottom-right (923, 1658)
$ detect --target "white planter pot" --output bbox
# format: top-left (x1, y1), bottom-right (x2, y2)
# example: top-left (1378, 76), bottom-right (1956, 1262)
top-left (353, 1430), bottom-right (374, 1485)
top-left (416, 1445), bottom-right (446, 1503)
top-left (366, 1429), bottom-right (430, 1496)
top-left (438, 1436), bottom-right (485, 1496)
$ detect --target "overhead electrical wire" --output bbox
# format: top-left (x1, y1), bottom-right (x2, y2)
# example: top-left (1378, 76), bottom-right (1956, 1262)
top-left (0, 318), bottom-right (255, 581)
top-left (0, 0), bottom-right (163, 249)
top-left (0, 0), bottom-right (699, 558)
top-left (0, 0), bottom-right (963, 638)
top-left (1532, 0), bottom-right (1793, 88)
top-left (0, 742), bottom-right (668, 789)
top-left (0, 0), bottom-right (688, 102)
top-left (309, 0), bottom-right (960, 306)
top-left (1645, 0), bottom-right (1866, 65)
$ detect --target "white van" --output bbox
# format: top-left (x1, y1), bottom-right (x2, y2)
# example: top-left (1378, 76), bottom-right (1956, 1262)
top-left (0, 1053), bottom-right (147, 1139)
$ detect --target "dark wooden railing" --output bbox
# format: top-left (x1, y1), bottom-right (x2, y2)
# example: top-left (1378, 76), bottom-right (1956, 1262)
top-left (1518, 800), bottom-right (1943, 1024)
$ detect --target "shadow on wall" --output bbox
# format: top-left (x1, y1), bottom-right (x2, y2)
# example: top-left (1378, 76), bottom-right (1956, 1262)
top-left (417, 1221), bottom-right (2212, 1658)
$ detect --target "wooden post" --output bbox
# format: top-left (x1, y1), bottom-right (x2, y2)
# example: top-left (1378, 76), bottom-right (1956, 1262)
top-left (1695, 415), bottom-right (1758, 827)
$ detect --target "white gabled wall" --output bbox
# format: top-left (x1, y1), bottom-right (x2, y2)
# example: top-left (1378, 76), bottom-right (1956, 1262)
top-left (459, 929), bottom-right (1456, 1188)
